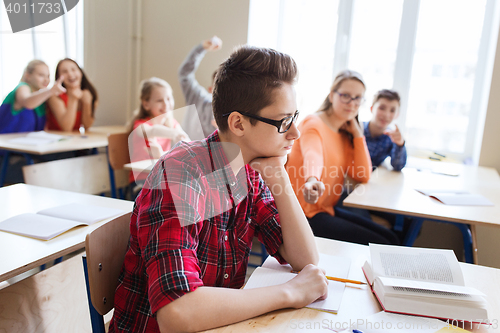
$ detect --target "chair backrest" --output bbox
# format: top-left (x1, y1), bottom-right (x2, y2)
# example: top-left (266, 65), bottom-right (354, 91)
top-left (22, 154), bottom-right (111, 194)
top-left (107, 133), bottom-right (130, 170)
top-left (85, 212), bottom-right (131, 316)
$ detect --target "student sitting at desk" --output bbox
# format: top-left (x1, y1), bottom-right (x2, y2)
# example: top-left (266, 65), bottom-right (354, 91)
top-left (286, 70), bottom-right (399, 246)
top-left (0, 60), bottom-right (65, 134)
top-left (364, 89), bottom-right (407, 171)
top-left (178, 36), bottom-right (221, 139)
top-left (0, 60), bottom-right (66, 184)
top-left (46, 58), bottom-right (98, 132)
top-left (110, 46), bottom-right (328, 333)
top-left (127, 77), bottom-right (189, 197)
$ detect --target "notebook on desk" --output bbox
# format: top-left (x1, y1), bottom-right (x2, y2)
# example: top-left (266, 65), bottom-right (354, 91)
top-left (415, 188), bottom-right (494, 206)
top-left (8, 131), bottom-right (68, 146)
top-left (244, 253), bottom-right (351, 313)
top-left (362, 244), bottom-right (488, 323)
top-left (0, 203), bottom-right (126, 240)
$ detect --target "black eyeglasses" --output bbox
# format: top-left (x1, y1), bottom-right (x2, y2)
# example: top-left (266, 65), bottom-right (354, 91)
top-left (222, 110), bottom-right (299, 133)
top-left (334, 91), bottom-right (365, 105)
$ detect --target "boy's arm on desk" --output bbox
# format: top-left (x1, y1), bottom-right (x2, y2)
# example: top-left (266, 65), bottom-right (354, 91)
top-left (156, 266), bottom-right (328, 333)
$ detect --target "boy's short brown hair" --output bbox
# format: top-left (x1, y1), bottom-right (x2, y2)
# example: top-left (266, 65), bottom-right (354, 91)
top-left (372, 89), bottom-right (401, 106)
top-left (212, 46), bottom-right (298, 132)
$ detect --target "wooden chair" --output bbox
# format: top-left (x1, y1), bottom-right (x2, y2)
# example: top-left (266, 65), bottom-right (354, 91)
top-left (0, 253), bottom-right (92, 332)
top-left (83, 212), bottom-right (131, 333)
top-left (22, 154), bottom-right (111, 195)
top-left (107, 133), bottom-right (131, 199)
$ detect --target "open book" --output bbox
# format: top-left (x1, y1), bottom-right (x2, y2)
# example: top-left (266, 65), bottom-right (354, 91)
top-left (0, 203), bottom-right (126, 240)
top-left (415, 188), bottom-right (494, 206)
top-left (8, 131), bottom-right (68, 146)
top-left (362, 244), bottom-right (488, 322)
top-left (244, 253), bottom-right (351, 313)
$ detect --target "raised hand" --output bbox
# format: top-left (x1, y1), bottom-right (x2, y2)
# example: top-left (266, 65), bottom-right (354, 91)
top-left (50, 75), bottom-right (66, 96)
top-left (303, 177), bottom-right (325, 204)
top-left (384, 124), bottom-right (405, 146)
top-left (202, 36), bottom-right (223, 51)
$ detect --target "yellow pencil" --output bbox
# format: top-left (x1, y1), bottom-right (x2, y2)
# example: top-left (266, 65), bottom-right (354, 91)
top-left (292, 270), bottom-right (367, 285)
top-left (325, 276), bottom-right (367, 285)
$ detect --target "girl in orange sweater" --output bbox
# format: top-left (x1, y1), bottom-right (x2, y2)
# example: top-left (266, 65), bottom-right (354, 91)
top-left (286, 70), bottom-right (398, 245)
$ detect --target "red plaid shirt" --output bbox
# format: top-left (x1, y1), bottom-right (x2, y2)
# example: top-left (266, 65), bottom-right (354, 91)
top-left (110, 131), bottom-right (286, 333)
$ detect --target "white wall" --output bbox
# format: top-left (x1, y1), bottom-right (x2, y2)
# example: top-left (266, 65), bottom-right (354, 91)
top-left (476, 20), bottom-right (500, 269)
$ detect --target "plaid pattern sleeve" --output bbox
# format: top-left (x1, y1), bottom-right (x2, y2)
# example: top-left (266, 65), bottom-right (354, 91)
top-left (109, 131), bottom-right (285, 333)
top-left (364, 122), bottom-right (407, 171)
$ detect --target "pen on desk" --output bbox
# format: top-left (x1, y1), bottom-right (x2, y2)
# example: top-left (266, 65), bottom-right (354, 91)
top-left (433, 152), bottom-right (446, 158)
top-left (291, 271), bottom-right (367, 285)
top-left (429, 156), bottom-right (441, 161)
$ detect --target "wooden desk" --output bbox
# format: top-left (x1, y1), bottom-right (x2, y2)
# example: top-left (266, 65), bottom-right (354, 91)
top-left (206, 238), bottom-right (500, 333)
top-left (0, 184), bottom-right (133, 283)
top-left (0, 131), bottom-right (109, 155)
top-left (343, 158), bottom-right (500, 263)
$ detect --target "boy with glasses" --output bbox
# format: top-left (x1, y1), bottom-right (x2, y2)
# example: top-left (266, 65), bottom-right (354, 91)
top-left (110, 46), bottom-right (327, 333)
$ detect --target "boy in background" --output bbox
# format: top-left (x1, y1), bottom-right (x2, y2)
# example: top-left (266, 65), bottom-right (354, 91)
top-left (178, 36), bottom-right (221, 140)
top-left (364, 89), bottom-right (407, 171)
top-left (110, 46), bottom-right (327, 333)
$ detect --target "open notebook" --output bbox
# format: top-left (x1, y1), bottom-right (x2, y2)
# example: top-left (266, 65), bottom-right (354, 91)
top-left (244, 253), bottom-right (351, 314)
top-left (0, 203), bottom-right (126, 240)
top-left (8, 131), bottom-right (68, 146)
top-left (362, 244), bottom-right (488, 323)
top-left (415, 188), bottom-right (494, 206)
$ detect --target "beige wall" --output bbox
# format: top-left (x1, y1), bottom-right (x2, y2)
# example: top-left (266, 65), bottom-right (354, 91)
top-left (85, 0), bottom-right (249, 127)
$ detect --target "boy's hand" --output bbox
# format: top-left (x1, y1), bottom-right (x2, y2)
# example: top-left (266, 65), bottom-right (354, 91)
top-left (303, 177), bottom-right (325, 204)
top-left (50, 76), bottom-right (66, 96)
top-left (250, 155), bottom-right (288, 186)
top-left (384, 124), bottom-right (405, 146)
top-left (202, 36), bottom-right (222, 51)
top-left (341, 119), bottom-right (363, 138)
top-left (285, 264), bottom-right (328, 308)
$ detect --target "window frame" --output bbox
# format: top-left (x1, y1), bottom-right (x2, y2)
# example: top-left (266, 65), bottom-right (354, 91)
top-left (250, 0), bottom-right (500, 163)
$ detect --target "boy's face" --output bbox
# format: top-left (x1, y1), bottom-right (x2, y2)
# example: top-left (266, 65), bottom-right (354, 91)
top-left (243, 83), bottom-right (300, 159)
top-left (370, 98), bottom-right (400, 130)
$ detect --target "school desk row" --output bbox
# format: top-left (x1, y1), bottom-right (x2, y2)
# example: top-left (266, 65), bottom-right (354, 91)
top-left (0, 126), bottom-right (127, 190)
top-left (0, 185), bottom-right (498, 332)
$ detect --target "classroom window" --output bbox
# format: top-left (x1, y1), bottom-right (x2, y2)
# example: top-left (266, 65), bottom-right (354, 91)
top-left (247, 0), bottom-right (500, 163)
top-left (248, 0), bottom-right (340, 122)
top-left (0, 0), bottom-right (84, 101)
